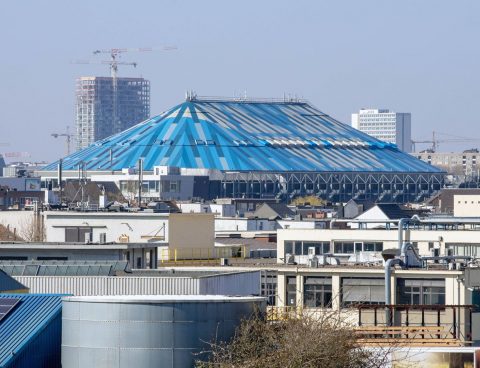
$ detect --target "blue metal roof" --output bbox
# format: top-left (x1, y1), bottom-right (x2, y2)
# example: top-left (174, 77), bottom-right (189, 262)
top-left (0, 294), bottom-right (63, 367)
top-left (45, 98), bottom-right (442, 174)
top-left (0, 270), bottom-right (28, 293)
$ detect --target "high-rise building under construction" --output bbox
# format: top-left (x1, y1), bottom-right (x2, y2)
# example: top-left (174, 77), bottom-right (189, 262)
top-left (75, 76), bottom-right (150, 150)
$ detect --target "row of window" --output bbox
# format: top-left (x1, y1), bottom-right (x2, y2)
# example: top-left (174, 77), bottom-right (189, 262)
top-left (359, 118), bottom-right (396, 122)
top-left (119, 180), bottom-right (181, 194)
top-left (286, 277), bottom-right (445, 308)
top-left (284, 241), bottom-right (383, 255)
top-left (0, 256), bottom-right (68, 261)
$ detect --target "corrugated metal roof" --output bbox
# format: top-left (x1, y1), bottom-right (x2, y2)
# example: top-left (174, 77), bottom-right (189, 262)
top-left (43, 98), bottom-right (442, 174)
top-left (0, 294), bottom-right (63, 367)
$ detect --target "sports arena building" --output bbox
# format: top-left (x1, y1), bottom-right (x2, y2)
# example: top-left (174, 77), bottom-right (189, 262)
top-left (42, 95), bottom-right (444, 203)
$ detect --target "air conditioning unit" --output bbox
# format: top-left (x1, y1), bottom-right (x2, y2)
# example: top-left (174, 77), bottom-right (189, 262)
top-left (308, 257), bottom-right (319, 268)
top-left (285, 253), bottom-right (295, 265)
top-left (308, 247), bottom-right (316, 259)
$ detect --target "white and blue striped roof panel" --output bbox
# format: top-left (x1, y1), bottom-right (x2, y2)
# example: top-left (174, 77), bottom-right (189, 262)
top-left (45, 99), bottom-right (442, 173)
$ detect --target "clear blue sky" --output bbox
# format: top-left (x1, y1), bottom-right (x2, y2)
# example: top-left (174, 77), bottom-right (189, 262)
top-left (1, 0), bottom-right (479, 162)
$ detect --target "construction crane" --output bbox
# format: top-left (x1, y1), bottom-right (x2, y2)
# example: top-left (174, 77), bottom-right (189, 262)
top-left (73, 45), bottom-right (177, 135)
top-left (51, 127), bottom-right (73, 155)
top-left (411, 131), bottom-right (480, 152)
top-left (91, 46), bottom-right (177, 78)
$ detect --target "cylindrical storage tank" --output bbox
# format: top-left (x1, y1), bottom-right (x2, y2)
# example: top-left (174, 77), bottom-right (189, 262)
top-left (62, 295), bottom-right (266, 368)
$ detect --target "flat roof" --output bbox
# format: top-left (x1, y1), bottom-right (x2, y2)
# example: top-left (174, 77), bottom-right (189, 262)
top-left (131, 269), bottom-right (258, 278)
top-left (154, 264), bottom-right (467, 275)
top-left (44, 211), bottom-right (170, 218)
top-left (0, 242), bottom-right (158, 250)
top-left (62, 295), bottom-right (266, 303)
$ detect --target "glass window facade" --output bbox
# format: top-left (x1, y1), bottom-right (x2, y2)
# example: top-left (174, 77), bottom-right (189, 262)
top-left (334, 241), bottom-right (383, 254)
top-left (261, 272), bottom-right (277, 306)
top-left (303, 277), bottom-right (332, 308)
top-left (397, 279), bottom-right (445, 306)
top-left (284, 241), bottom-right (330, 256)
top-left (341, 278), bottom-right (385, 306)
top-left (446, 243), bottom-right (480, 258)
top-left (286, 276), bottom-right (297, 307)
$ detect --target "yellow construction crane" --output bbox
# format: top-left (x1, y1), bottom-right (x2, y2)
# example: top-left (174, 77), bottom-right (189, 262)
top-left (51, 127), bottom-right (73, 155)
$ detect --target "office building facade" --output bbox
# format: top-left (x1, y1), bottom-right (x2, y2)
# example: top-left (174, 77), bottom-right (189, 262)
top-left (352, 108), bottom-right (411, 152)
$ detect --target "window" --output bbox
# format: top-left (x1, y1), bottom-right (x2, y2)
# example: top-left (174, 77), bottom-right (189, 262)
top-left (446, 243), bottom-right (480, 257)
top-left (170, 180), bottom-right (179, 192)
top-left (303, 277), bottom-right (332, 308)
top-left (65, 227), bottom-right (92, 242)
top-left (0, 256), bottom-right (28, 261)
top-left (37, 256), bottom-right (68, 261)
top-left (286, 276), bottom-right (297, 306)
top-left (160, 180), bottom-right (181, 193)
top-left (284, 241), bottom-right (302, 256)
top-left (261, 273), bottom-right (277, 306)
top-left (363, 242), bottom-right (383, 252)
top-left (285, 241), bottom-right (330, 256)
top-left (302, 242), bottom-right (330, 255)
top-left (397, 279), bottom-right (445, 306)
top-left (334, 242), bottom-right (354, 253)
top-left (342, 278), bottom-right (385, 306)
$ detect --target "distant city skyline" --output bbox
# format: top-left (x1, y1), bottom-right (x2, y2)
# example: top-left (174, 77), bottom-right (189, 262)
top-left (1, 0), bottom-right (479, 162)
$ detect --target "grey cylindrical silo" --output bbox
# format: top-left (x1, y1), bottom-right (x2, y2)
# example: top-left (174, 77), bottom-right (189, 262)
top-left (61, 295), bottom-right (266, 368)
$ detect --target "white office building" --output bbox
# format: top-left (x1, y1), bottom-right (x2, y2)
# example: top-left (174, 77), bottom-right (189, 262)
top-left (352, 109), bottom-right (412, 152)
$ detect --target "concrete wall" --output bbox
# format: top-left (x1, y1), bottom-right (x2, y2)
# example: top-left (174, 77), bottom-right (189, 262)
top-left (454, 195), bottom-right (480, 217)
top-left (44, 212), bottom-right (169, 244)
top-left (168, 213), bottom-right (215, 259)
top-left (177, 203), bottom-right (236, 217)
top-left (0, 248), bottom-right (124, 261)
top-left (276, 220), bottom-right (318, 229)
top-left (215, 218), bottom-right (275, 232)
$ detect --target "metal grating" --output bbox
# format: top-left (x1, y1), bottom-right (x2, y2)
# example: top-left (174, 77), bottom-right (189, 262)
top-left (0, 298), bottom-right (20, 322)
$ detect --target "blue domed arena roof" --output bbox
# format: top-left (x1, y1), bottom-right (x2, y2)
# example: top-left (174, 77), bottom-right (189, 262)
top-left (45, 97), bottom-right (442, 174)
